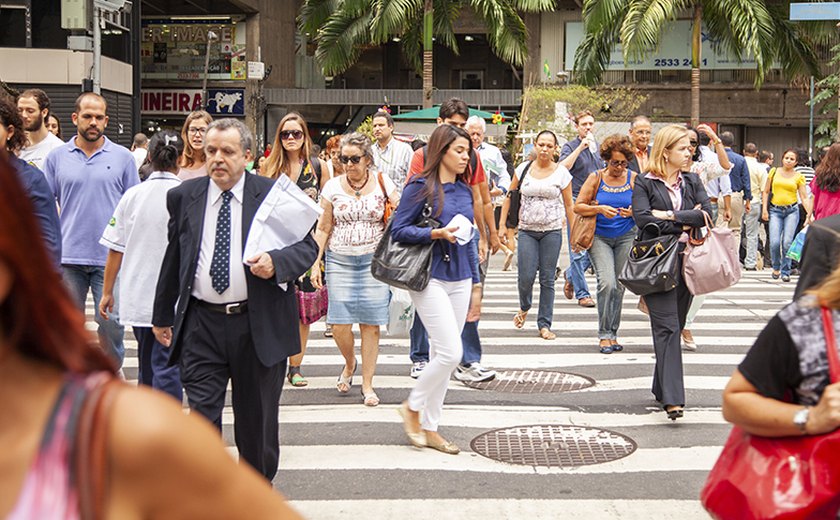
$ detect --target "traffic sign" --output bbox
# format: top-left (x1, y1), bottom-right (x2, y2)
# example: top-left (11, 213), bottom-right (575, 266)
top-left (790, 2), bottom-right (840, 20)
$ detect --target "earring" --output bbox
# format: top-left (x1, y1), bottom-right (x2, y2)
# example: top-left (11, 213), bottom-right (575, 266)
top-left (664, 156), bottom-right (669, 163)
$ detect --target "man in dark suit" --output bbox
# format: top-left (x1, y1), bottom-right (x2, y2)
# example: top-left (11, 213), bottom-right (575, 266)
top-left (627, 115), bottom-right (652, 174)
top-left (793, 214), bottom-right (840, 299)
top-left (152, 118), bottom-right (318, 480)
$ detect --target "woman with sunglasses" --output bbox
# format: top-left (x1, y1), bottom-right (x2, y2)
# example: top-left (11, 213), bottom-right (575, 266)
top-left (499, 130), bottom-right (574, 340)
top-left (680, 125), bottom-right (731, 351)
top-left (262, 113), bottom-right (330, 387)
top-left (177, 110), bottom-right (213, 180)
top-left (573, 135), bottom-right (637, 354)
top-left (311, 133), bottom-right (399, 406)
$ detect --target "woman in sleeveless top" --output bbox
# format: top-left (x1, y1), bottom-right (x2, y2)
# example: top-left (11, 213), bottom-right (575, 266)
top-left (261, 112), bottom-right (330, 387)
top-left (0, 154), bottom-right (302, 518)
top-left (574, 135), bottom-right (637, 354)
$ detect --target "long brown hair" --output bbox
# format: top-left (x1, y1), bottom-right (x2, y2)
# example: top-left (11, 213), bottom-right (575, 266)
top-left (416, 125), bottom-right (472, 216)
top-left (179, 110), bottom-right (212, 169)
top-left (262, 112), bottom-right (314, 180)
top-left (0, 155), bottom-right (114, 373)
top-left (815, 143), bottom-right (840, 193)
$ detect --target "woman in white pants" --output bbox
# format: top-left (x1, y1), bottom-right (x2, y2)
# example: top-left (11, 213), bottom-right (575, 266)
top-left (390, 125), bottom-right (482, 455)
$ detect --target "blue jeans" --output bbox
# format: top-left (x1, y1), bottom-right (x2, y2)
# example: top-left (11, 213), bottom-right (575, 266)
top-left (565, 226), bottom-right (591, 299)
top-left (63, 264), bottom-right (125, 366)
top-left (409, 234), bottom-right (482, 365)
top-left (518, 229), bottom-right (563, 330)
top-left (133, 327), bottom-right (183, 402)
top-left (588, 228), bottom-right (635, 340)
top-left (768, 205), bottom-right (799, 276)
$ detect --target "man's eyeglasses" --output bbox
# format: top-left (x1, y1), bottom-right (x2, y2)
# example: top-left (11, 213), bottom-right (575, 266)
top-left (339, 155), bottom-right (363, 164)
top-left (609, 160), bottom-right (628, 168)
top-left (188, 127), bottom-right (207, 135)
top-left (280, 130), bottom-right (304, 140)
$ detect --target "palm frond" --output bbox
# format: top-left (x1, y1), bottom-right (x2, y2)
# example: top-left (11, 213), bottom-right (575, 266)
top-left (469, 0), bottom-right (529, 66)
top-left (369, 0), bottom-right (423, 43)
top-left (313, 9), bottom-right (376, 75)
top-left (581, 0), bottom-right (630, 33)
top-left (765, 7), bottom-right (821, 82)
top-left (433, 0), bottom-right (461, 54)
top-left (511, 0), bottom-right (556, 13)
top-left (298, 0), bottom-right (341, 35)
top-left (573, 22), bottom-right (622, 85)
top-left (703, 0), bottom-right (775, 80)
top-left (400, 22), bottom-right (425, 74)
top-left (620, 0), bottom-right (690, 63)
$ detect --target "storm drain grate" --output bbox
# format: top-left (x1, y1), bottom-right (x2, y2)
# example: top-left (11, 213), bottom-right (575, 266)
top-left (460, 369), bottom-right (595, 393)
top-left (471, 424), bottom-right (637, 467)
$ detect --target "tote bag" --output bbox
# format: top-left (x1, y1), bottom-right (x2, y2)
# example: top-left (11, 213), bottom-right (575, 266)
top-left (570, 171), bottom-right (602, 253)
top-left (683, 212), bottom-right (741, 296)
top-left (618, 223), bottom-right (680, 296)
top-left (371, 202), bottom-right (440, 292)
top-left (701, 307), bottom-right (840, 520)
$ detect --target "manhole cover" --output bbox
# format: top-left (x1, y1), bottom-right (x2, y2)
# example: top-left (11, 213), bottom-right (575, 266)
top-left (471, 424), bottom-right (637, 467)
top-left (459, 369), bottom-right (595, 393)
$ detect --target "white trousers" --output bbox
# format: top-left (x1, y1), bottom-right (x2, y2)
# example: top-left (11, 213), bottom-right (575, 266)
top-left (408, 278), bottom-right (472, 431)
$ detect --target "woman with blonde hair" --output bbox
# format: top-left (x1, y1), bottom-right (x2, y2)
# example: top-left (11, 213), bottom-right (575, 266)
top-left (631, 124), bottom-right (712, 420)
top-left (262, 112), bottom-right (330, 387)
top-left (177, 110), bottom-right (212, 180)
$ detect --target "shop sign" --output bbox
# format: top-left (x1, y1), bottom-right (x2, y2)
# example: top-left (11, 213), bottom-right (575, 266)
top-left (206, 89), bottom-right (245, 116)
top-left (142, 89), bottom-right (203, 115)
top-left (141, 20), bottom-right (247, 81)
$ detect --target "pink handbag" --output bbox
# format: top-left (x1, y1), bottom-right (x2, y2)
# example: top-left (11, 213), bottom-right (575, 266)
top-left (296, 285), bottom-right (328, 325)
top-left (683, 212), bottom-right (741, 296)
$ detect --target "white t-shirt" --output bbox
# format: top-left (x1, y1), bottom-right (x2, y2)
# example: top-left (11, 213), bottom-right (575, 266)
top-left (132, 148), bottom-right (148, 169)
top-left (518, 163), bottom-right (573, 231)
top-left (99, 171), bottom-right (181, 326)
top-left (322, 172), bottom-right (397, 256)
top-left (20, 132), bottom-right (64, 171)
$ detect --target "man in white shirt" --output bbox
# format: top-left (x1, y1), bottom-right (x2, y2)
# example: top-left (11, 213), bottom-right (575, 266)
top-left (743, 142), bottom-right (768, 270)
top-left (17, 89), bottom-right (64, 170)
top-left (130, 132), bottom-right (149, 169)
top-left (370, 111), bottom-right (413, 192)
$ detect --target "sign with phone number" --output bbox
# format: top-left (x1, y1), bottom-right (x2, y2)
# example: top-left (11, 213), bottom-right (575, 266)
top-left (565, 21), bottom-right (762, 71)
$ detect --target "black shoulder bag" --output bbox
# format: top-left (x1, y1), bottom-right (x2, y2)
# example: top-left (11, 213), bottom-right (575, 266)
top-left (505, 161), bottom-right (532, 228)
top-left (371, 201), bottom-right (441, 292)
top-left (618, 222), bottom-right (681, 296)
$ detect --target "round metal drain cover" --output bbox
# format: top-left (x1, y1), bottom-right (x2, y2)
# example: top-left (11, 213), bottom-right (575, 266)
top-left (471, 424), bottom-right (637, 467)
top-left (460, 369), bottom-right (595, 393)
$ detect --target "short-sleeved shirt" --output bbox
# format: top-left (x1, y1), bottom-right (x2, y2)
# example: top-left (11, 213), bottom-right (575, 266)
top-left (769, 170), bottom-right (805, 206)
top-left (745, 156), bottom-right (768, 201)
top-left (372, 137), bottom-right (413, 193)
top-left (322, 174), bottom-right (397, 256)
top-left (739, 296), bottom-right (840, 406)
top-left (560, 137), bottom-right (605, 197)
top-left (19, 132), bottom-right (65, 171)
top-left (43, 136), bottom-right (140, 266)
top-left (99, 171), bottom-right (181, 326)
top-left (14, 157), bottom-right (61, 266)
top-left (518, 163), bottom-right (573, 232)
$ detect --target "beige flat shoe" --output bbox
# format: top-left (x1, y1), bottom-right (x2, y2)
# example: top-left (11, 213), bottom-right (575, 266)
top-left (397, 402), bottom-right (427, 448)
top-left (427, 437), bottom-right (460, 455)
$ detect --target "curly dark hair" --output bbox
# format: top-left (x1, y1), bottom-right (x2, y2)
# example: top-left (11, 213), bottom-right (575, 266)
top-left (599, 134), bottom-right (635, 163)
top-left (815, 142), bottom-right (840, 193)
top-left (0, 97), bottom-right (26, 154)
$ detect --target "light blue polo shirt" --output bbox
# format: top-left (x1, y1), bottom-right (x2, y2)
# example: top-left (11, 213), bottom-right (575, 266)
top-left (43, 136), bottom-right (139, 266)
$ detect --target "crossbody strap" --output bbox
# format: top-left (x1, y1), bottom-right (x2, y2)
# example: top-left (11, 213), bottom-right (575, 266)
top-left (822, 307), bottom-right (840, 383)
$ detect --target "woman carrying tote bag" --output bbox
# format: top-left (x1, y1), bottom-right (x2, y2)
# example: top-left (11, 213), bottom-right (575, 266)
top-left (631, 124), bottom-right (712, 421)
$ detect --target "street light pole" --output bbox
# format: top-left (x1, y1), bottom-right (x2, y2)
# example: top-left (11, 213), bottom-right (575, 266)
top-left (202, 30), bottom-right (218, 110)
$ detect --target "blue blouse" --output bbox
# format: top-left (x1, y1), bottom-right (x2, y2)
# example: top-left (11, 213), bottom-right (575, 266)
top-left (390, 178), bottom-right (480, 284)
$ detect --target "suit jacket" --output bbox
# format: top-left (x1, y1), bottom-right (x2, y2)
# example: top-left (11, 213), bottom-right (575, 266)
top-left (632, 171), bottom-right (712, 240)
top-left (627, 145), bottom-right (652, 176)
top-left (793, 214), bottom-right (840, 299)
top-left (152, 173), bottom-right (319, 367)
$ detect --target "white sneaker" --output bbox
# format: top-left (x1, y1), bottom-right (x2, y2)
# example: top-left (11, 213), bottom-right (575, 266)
top-left (410, 361), bottom-right (427, 379)
top-left (454, 362), bottom-right (496, 383)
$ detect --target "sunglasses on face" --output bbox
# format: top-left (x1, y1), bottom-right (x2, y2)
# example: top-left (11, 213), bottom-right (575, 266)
top-left (280, 130), bottom-right (304, 140)
top-left (609, 160), bottom-right (628, 168)
top-left (339, 155), bottom-right (363, 164)
top-left (689, 140), bottom-right (698, 147)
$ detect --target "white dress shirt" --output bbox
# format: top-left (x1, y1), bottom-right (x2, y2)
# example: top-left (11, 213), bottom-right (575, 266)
top-left (192, 174), bottom-right (248, 303)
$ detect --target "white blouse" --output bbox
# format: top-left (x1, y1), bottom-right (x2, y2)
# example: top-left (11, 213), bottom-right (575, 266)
top-left (322, 173), bottom-right (397, 255)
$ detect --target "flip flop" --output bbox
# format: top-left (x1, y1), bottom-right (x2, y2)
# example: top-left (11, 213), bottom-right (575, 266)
top-left (336, 359), bottom-right (357, 394)
top-left (287, 366), bottom-right (308, 387)
top-left (362, 389), bottom-right (380, 407)
top-left (513, 310), bottom-right (527, 329)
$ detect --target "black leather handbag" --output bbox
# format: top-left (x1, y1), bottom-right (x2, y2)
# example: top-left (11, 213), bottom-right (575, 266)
top-left (505, 161), bottom-right (532, 228)
top-left (618, 223), bottom-right (680, 296)
top-left (371, 202), bottom-right (440, 292)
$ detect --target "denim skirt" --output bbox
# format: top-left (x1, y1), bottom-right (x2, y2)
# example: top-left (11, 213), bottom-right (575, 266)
top-left (325, 251), bottom-right (390, 325)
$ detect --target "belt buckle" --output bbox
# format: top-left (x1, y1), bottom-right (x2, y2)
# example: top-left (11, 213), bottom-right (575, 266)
top-left (225, 303), bottom-right (241, 315)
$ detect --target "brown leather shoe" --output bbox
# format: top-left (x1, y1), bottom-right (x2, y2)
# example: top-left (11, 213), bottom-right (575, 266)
top-left (578, 297), bottom-right (596, 308)
top-left (563, 276), bottom-right (574, 300)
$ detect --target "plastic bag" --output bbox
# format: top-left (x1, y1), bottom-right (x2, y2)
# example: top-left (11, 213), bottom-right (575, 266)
top-left (387, 288), bottom-right (414, 336)
top-left (786, 226), bottom-right (808, 262)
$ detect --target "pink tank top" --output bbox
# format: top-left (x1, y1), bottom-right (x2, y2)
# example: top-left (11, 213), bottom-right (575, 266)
top-left (7, 372), bottom-right (110, 520)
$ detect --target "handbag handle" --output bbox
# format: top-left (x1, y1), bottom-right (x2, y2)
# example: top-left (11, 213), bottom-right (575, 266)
top-left (687, 211), bottom-right (714, 246)
top-left (822, 307), bottom-right (840, 384)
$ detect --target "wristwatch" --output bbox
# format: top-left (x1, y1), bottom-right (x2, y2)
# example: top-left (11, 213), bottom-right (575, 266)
top-left (793, 407), bottom-right (810, 434)
top-left (665, 210), bottom-right (675, 219)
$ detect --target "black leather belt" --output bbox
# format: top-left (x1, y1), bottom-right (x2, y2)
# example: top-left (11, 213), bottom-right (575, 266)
top-left (193, 298), bottom-right (248, 315)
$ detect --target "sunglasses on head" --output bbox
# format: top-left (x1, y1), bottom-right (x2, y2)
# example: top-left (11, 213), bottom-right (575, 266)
top-left (609, 160), bottom-right (628, 168)
top-left (339, 155), bottom-right (363, 164)
top-left (280, 130), bottom-right (304, 140)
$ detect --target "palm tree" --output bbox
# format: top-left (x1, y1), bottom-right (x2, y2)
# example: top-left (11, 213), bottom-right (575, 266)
top-left (299, 0), bottom-right (554, 108)
top-left (573, 0), bottom-right (824, 126)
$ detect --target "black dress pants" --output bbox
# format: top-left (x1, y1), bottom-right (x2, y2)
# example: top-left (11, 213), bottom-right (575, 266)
top-left (179, 304), bottom-right (286, 481)
top-left (643, 256), bottom-right (693, 408)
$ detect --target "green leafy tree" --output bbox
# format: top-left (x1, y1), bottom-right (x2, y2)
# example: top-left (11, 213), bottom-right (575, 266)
top-left (810, 42), bottom-right (840, 148)
top-left (573, 0), bottom-right (824, 127)
top-left (299, 0), bottom-right (554, 108)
